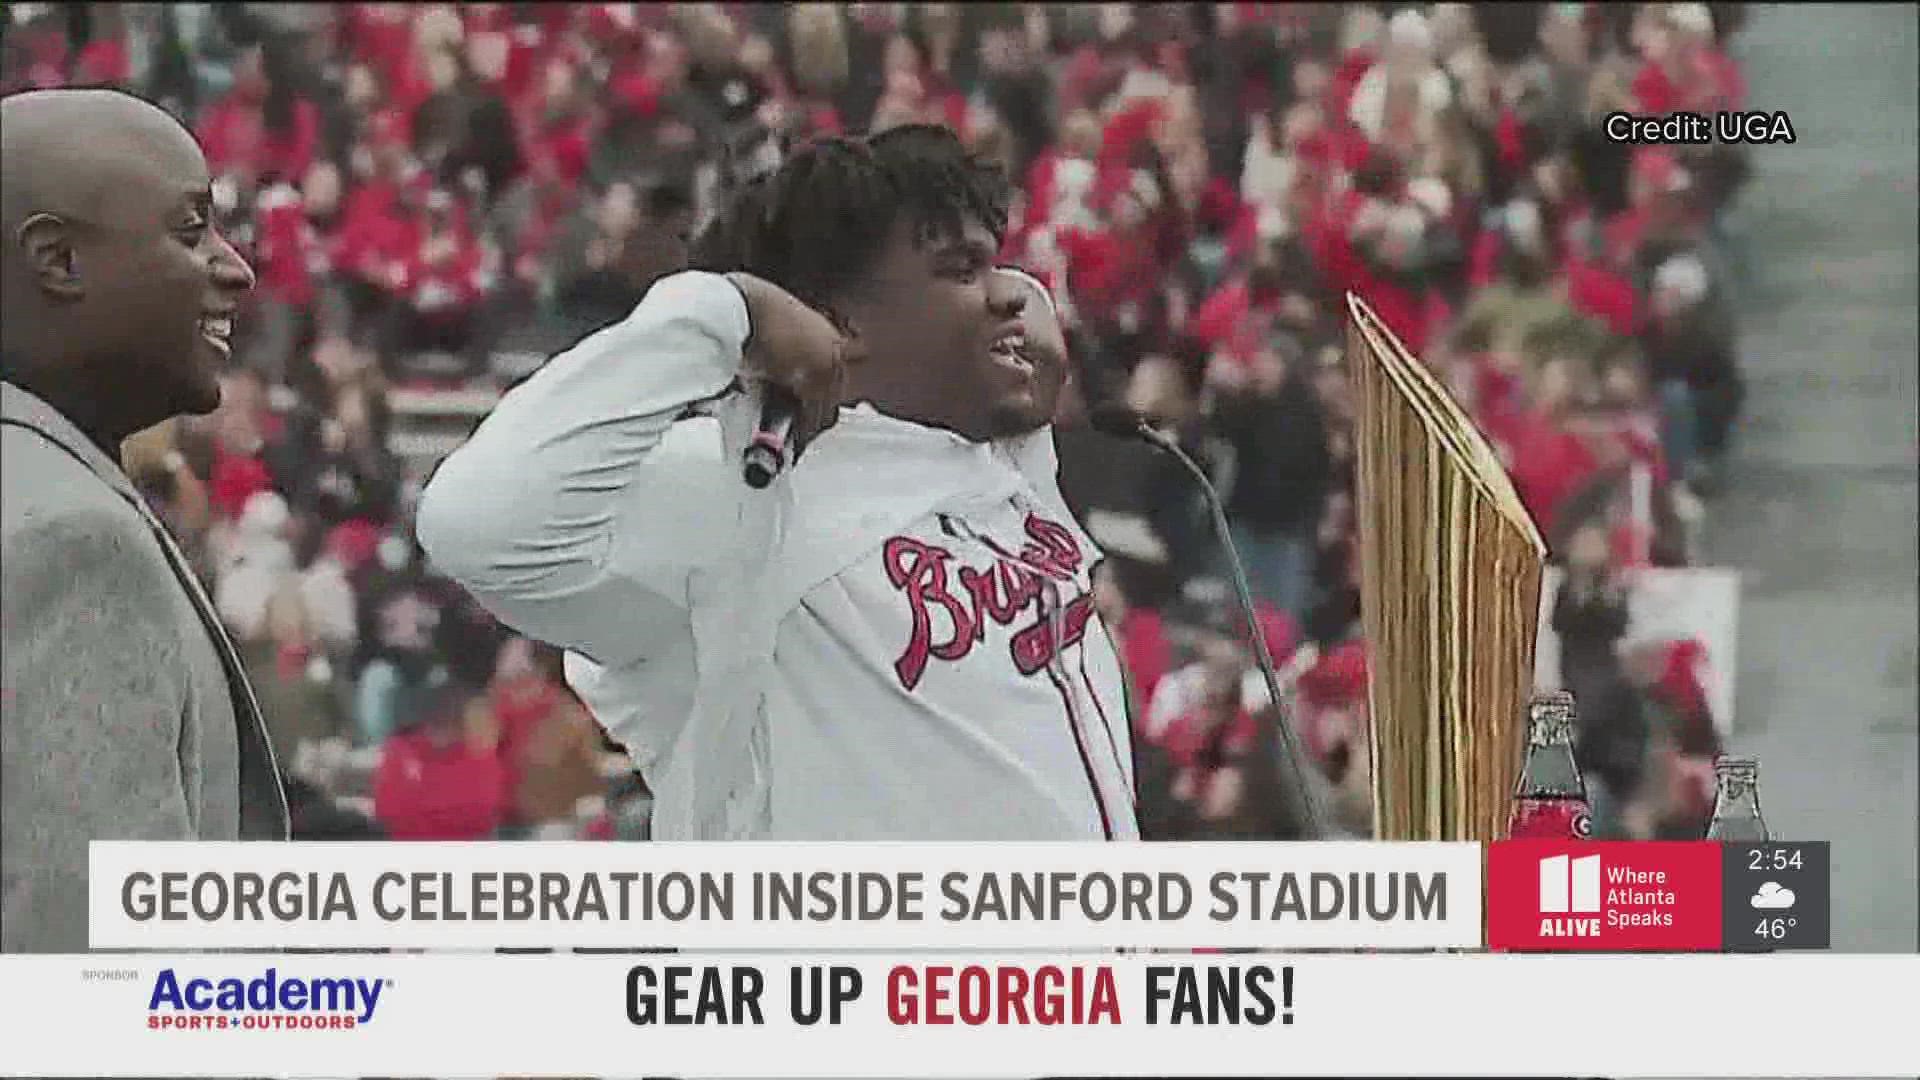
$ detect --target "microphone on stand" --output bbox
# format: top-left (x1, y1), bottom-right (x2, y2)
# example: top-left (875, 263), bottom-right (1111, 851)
top-left (1089, 403), bottom-right (1327, 839)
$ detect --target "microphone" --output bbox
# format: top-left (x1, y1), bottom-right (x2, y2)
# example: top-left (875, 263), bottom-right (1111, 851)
top-left (1087, 402), bottom-right (1154, 441)
top-left (1090, 403), bottom-right (1327, 839)
top-left (742, 389), bottom-right (798, 489)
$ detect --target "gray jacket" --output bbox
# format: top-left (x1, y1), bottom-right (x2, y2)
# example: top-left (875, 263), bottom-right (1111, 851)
top-left (2, 381), bottom-right (288, 954)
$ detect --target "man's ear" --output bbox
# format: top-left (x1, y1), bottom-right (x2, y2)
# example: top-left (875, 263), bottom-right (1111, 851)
top-left (15, 213), bottom-right (84, 301)
top-left (823, 300), bottom-right (870, 366)
top-left (837, 320), bottom-right (872, 368)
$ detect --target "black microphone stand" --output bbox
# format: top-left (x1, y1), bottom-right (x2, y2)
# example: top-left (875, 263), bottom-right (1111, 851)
top-left (1114, 415), bottom-right (1328, 839)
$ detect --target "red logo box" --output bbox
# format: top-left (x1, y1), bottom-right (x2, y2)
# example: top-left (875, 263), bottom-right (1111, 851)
top-left (1487, 841), bottom-right (1723, 951)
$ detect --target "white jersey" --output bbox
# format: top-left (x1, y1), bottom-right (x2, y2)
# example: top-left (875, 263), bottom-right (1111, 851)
top-left (418, 271), bottom-right (1137, 841)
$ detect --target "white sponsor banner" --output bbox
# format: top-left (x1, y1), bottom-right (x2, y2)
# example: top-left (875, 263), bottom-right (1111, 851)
top-left (89, 842), bottom-right (1481, 951)
top-left (2, 952), bottom-right (1913, 1078)
top-left (1536, 566), bottom-right (1742, 733)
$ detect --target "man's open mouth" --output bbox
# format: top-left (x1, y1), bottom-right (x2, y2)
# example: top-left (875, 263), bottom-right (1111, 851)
top-left (200, 314), bottom-right (234, 355)
top-left (989, 329), bottom-right (1031, 372)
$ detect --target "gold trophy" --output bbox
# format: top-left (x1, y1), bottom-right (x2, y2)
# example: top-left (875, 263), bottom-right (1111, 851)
top-left (1346, 295), bottom-right (1548, 842)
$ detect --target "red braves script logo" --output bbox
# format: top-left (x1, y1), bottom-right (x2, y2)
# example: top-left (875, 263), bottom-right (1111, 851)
top-left (1486, 841), bottom-right (1723, 951)
top-left (884, 515), bottom-right (1094, 690)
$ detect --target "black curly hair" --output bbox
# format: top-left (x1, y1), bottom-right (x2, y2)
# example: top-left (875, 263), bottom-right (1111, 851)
top-left (687, 168), bottom-right (772, 274)
top-left (687, 123), bottom-right (1011, 329)
top-left (863, 122), bottom-right (1012, 246)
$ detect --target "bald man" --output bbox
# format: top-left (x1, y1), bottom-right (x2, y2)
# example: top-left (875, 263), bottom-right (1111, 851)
top-left (2, 89), bottom-right (288, 953)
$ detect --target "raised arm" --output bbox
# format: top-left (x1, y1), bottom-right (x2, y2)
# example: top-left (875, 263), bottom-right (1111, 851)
top-left (416, 269), bottom-right (847, 668)
top-left (416, 271), bottom-right (752, 667)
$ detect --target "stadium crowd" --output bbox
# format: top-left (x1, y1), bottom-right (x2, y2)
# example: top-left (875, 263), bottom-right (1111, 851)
top-left (1, 1), bottom-right (1754, 844)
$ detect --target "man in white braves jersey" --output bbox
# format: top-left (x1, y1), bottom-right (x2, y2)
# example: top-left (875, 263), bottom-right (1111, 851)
top-left (418, 126), bottom-right (1136, 841)
top-left (558, 258), bottom-right (1100, 826)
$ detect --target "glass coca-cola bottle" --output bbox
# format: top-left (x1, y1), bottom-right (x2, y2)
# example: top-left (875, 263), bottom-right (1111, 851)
top-left (1507, 690), bottom-right (1593, 839)
top-left (1705, 755), bottom-right (1770, 841)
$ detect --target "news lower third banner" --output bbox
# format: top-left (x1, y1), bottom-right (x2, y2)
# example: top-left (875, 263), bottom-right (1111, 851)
top-left (1, 953), bottom-right (1913, 1077)
top-left (89, 841), bottom-right (1482, 950)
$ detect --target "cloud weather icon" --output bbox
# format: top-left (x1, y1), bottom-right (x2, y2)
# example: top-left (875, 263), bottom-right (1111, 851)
top-left (1750, 882), bottom-right (1796, 910)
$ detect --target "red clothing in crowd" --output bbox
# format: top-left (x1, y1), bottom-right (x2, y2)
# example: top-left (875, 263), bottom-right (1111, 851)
top-left (518, 108), bottom-right (595, 186)
top-left (8, 26), bottom-right (68, 90)
top-left (1292, 119), bottom-right (1372, 178)
top-left (344, 4), bottom-right (419, 105)
top-left (372, 729), bottom-right (511, 840)
top-left (1466, 227), bottom-right (1505, 290)
top-left (1306, 188), bottom-right (1366, 294)
top-left (1189, 277), bottom-right (1277, 357)
top-left (510, 176), bottom-right (574, 284)
top-left (74, 37), bottom-right (130, 85)
top-left (1504, 411), bottom-right (1600, 538)
top-left (1602, 411), bottom-right (1672, 568)
top-left (208, 446), bottom-right (274, 522)
top-left (500, 24), bottom-right (556, 105)
top-left (1056, 45), bottom-right (1114, 116)
top-left (459, 15), bottom-right (533, 108)
top-left (1601, 205), bottom-right (1651, 270)
top-left (935, 88), bottom-right (971, 138)
top-left (1494, 101), bottom-right (1528, 178)
top-left (327, 518), bottom-right (384, 574)
top-left (197, 92), bottom-right (320, 183)
top-left (1119, 609), bottom-right (1173, 722)
top-left (1564, 254), bottom-right (1640, 337)
top-left (251, 183), bottom-right (325, 308)
top-left (1609, 149), bottom-right (1689, 262)
top-left (490, 672), bottom-right (564, 818)
top-left (1157, 706), bottom-right (1259, 770)
top-left (1231, 2), bottom-right (1315, 30)
top-left (1056, 222), bottom-right (1159, 324)
top-left (1471, 353), bottom-right (1528, 451)
top-left (1313, 188), bottom-right (1430, 352)
top-left (400, 214), bottom-right (487, 314)
top-left (334, 178), bottom-right (420, 293)
top-left (1295, 640), bottom-right (1367, 764)
top-left (1198, 179), bottom-right (1263, 265)
top-left (583, 3), bottom-right (648, 48)
top-left (1190, 276), bottom-right (1251, 349)
top-left (1097, 100), bottom-right (1163, 175)
top-left (609, 70), bottom-right (663, 120)
top-left (204, 385), bottom-right (284, 522)
top-left (1636, 48), bottom-right (1745, 116)
top-left (1701, 47), bottom-right (1747, 110)
top-left (795, 100), bottom-right (845, 138)
top-left (1632, 60), bottom-right (1683, 114)
top-left (1357, 260), bottom-right (1431, 354)
top-left (1019, 149), bottom-right (1073, 239)
top-left (1253, 607), bottom-right (1298, 665)
top-left (1652, 638), bottom-right (1720, 755)
top-left (1614, 410), bottom-right (1671, 490)
top-left (1155, 701), bottom-right (1261, 812)
top-left (1327, 47), bottom-right (1376, 120)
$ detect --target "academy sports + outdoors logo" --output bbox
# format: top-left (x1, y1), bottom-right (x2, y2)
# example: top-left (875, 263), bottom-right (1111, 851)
top-left (1486, 842), bottom-right (1723, 951)
top-left (146, 967), bottom-right (388, 1030)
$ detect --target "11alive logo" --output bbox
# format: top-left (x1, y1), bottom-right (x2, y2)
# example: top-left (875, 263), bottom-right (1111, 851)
top-left (1486, 841), bottom-right (1724, 951)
